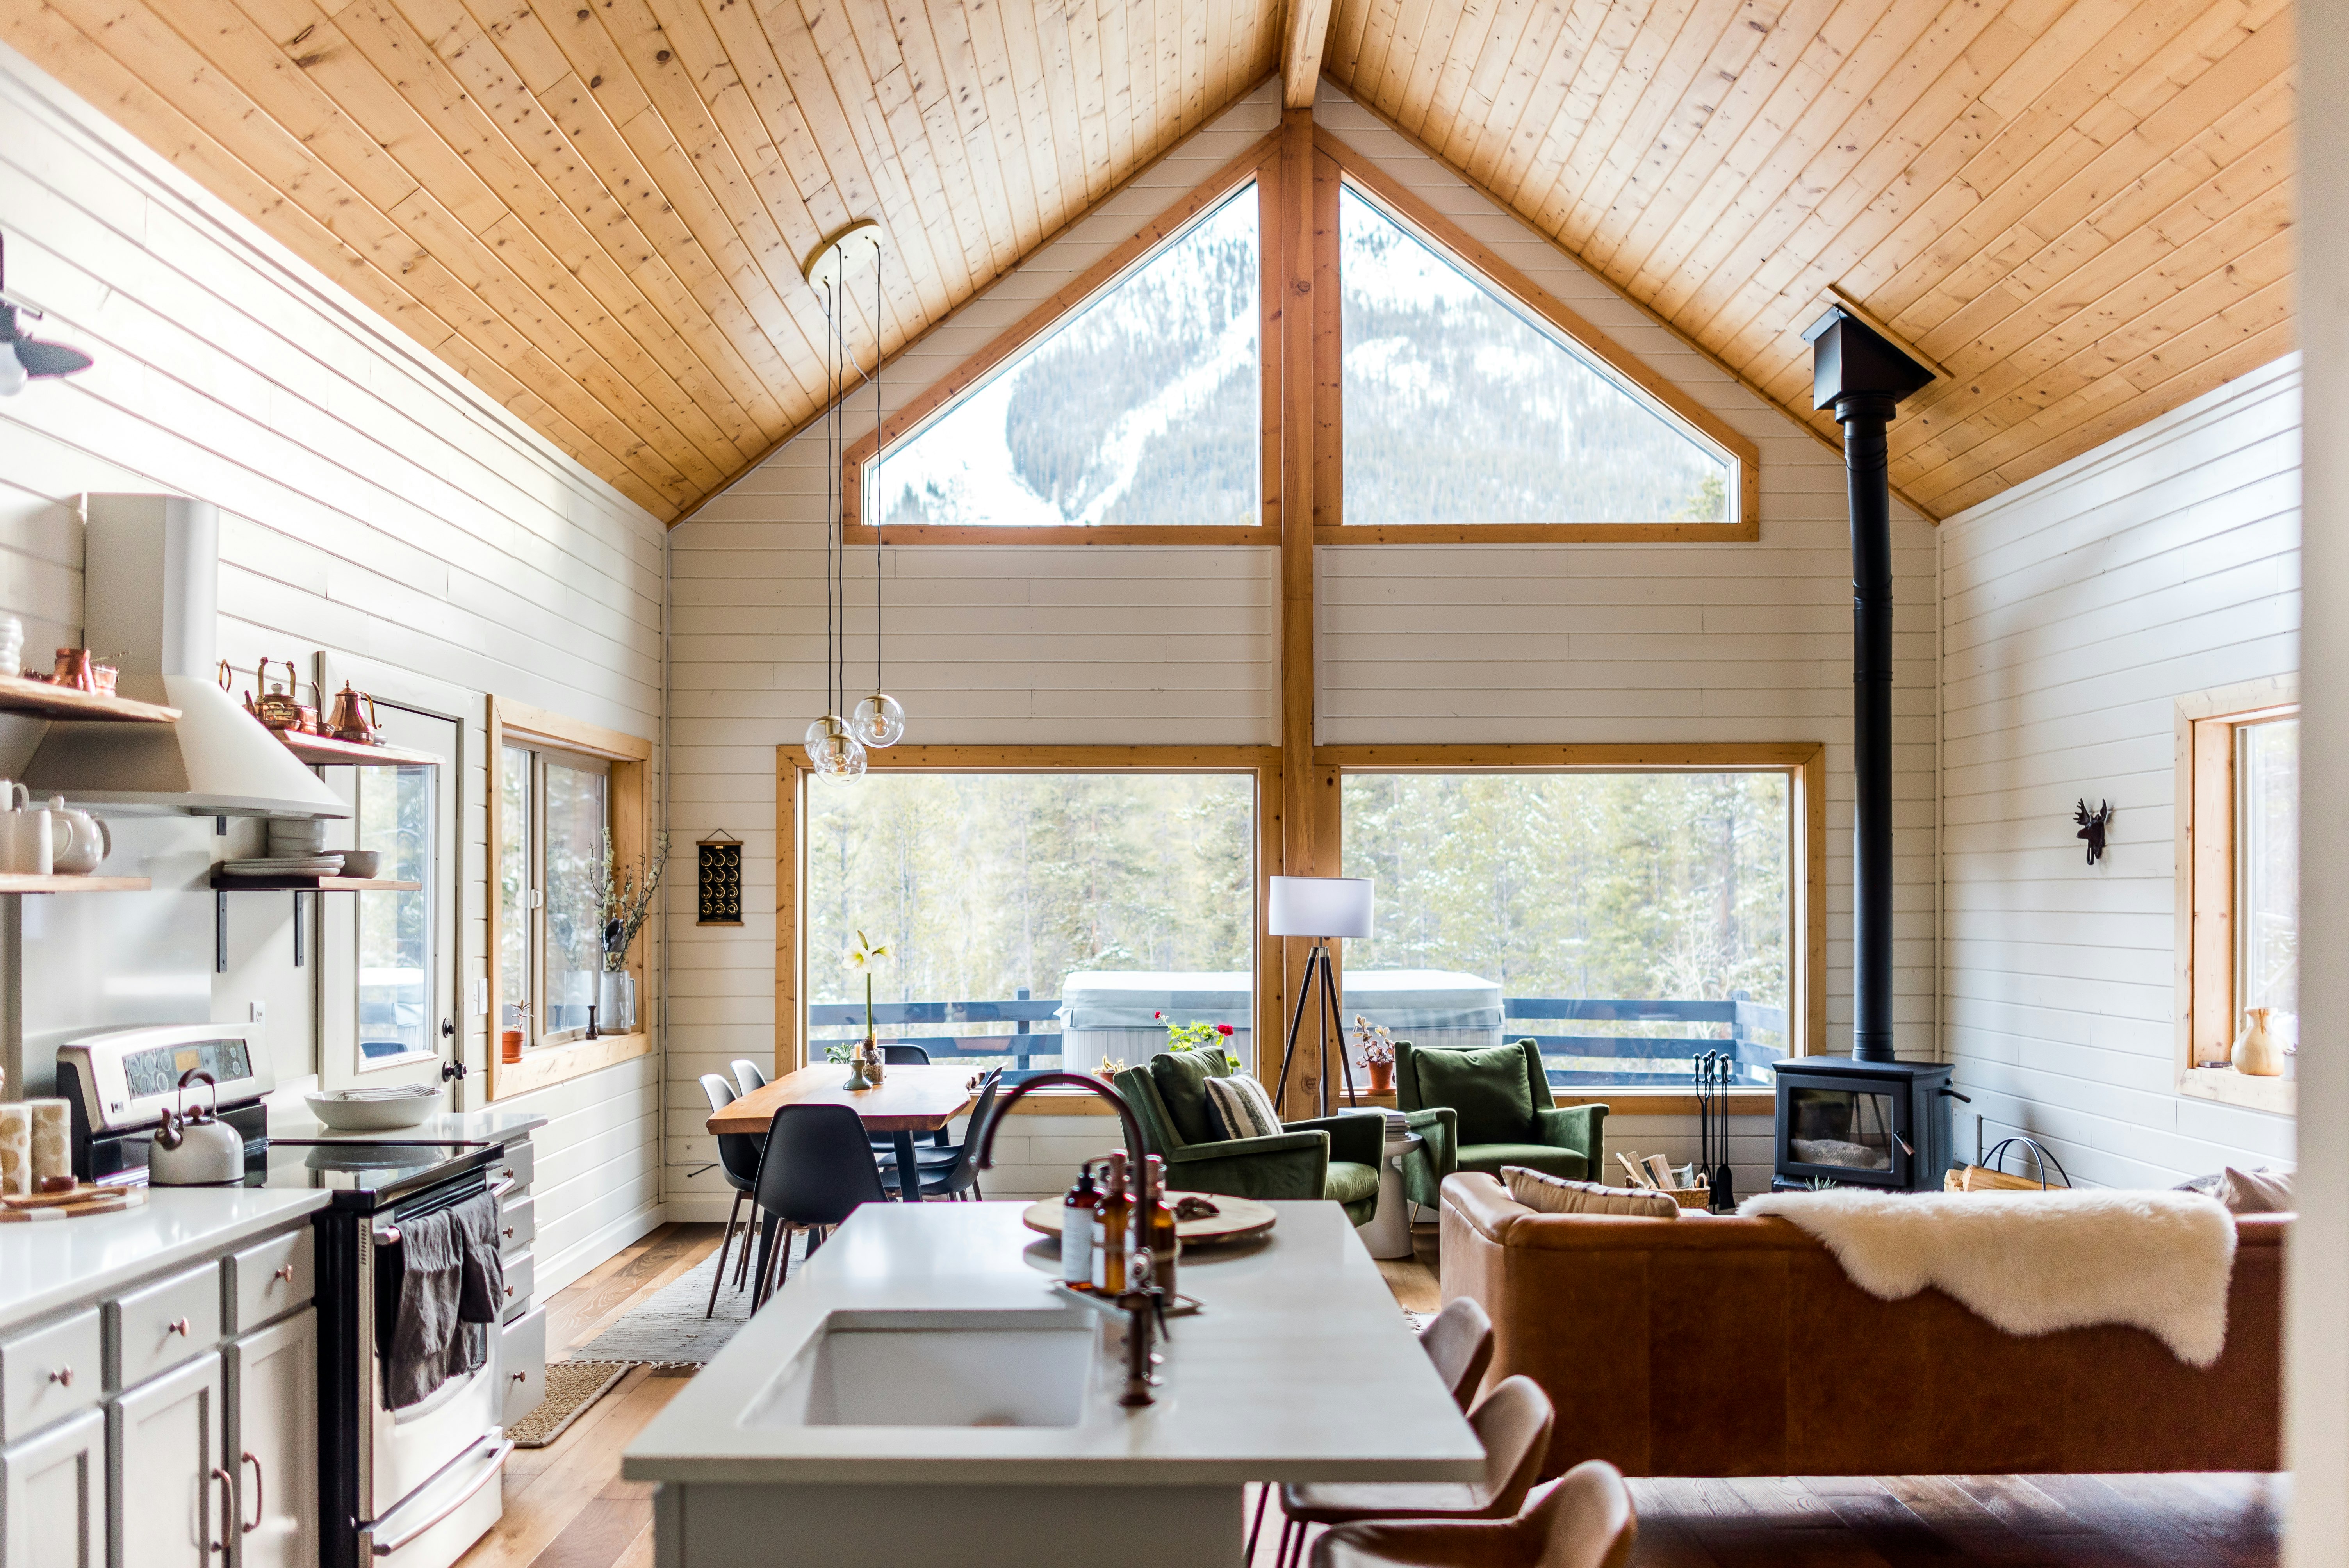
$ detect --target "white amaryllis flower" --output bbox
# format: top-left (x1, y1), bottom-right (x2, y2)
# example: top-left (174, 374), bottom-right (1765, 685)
top-left (844, 930), bottom-right (891, 973)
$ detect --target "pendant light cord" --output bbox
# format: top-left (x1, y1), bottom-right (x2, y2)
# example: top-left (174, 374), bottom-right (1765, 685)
top-left (874, 245), bottom-right (884, 698)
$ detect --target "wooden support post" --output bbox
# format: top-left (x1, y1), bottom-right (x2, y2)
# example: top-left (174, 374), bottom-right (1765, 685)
top-left (1278, 107), bottom-right (1322, 1120)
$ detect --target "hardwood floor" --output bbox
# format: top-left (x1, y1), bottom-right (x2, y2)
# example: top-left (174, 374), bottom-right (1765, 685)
top-left (462, 1220), bottom-right (2283, 1568)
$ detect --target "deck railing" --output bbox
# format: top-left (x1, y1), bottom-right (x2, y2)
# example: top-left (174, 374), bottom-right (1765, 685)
top-left (809, 989), bottom-right (1786, 1089)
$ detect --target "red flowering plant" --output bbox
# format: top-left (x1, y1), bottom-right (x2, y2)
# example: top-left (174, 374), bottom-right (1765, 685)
top-left (1157, 1011), bottom-right (1237, 1056)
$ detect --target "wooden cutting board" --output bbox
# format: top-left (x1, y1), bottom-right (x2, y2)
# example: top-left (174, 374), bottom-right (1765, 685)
top-left (0, 1184), bottom-right (148, 1221)
top-left (1021, 1190), bottom-right (1276, 1247)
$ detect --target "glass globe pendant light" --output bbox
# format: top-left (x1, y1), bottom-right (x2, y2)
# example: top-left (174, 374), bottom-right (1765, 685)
top-left (803, 220), bottom-right (889, 782)
top-left (848, 214), bottom-right (905, 749)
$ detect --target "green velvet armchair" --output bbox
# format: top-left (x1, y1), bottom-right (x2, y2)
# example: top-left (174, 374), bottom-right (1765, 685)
top-left (1395, 1039), bottom-right (1607, 1210)
top-left (1111, 1053), bottom-right (1387, 1225)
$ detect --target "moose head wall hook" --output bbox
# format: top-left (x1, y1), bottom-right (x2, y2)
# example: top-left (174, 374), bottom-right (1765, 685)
top-left (2075, 799), bottom-right (2114, 865)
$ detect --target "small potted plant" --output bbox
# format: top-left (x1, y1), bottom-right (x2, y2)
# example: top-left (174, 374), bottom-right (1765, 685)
top-left (1353, 1015), bottom-right (1396, 1094)
top-left (1157, 1012), bottom-right (1235, 1056)
top-left (843, 930), bottom-right (891, 1089)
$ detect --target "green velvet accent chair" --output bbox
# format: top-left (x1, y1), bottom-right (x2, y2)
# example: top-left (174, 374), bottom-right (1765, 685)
top-left (1394, 1040), bottom-right (1607, 1210)
top-left (1111, 1053), bottom-right (1387, 1225)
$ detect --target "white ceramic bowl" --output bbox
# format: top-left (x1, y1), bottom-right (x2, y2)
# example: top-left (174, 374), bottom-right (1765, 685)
top-left (305, 1085), bottom-right (442, 1131)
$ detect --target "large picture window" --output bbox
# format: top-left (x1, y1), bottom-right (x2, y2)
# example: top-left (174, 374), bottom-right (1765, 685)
top-left (867, 184), bottom-right (1261, 534)
top-left (785, 751), bottom-right (1276, 1079)
top-left (1330, 750), bottom-right (1820, 1092)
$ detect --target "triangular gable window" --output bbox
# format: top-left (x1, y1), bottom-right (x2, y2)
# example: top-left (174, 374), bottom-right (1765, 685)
top-left (1338, 185), bottom-right (1733, 527)
top-left (870, 184), bottom-right (1260, 531)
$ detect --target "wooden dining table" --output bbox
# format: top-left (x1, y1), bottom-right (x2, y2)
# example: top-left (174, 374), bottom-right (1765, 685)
top-left (706, 1063), bottom-right (978, 1203)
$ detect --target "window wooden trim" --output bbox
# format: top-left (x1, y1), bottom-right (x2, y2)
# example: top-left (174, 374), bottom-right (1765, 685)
top-left (773, 744), bottom-right (1284, 1083)
top-left (2175, 677), bottom-right (2298, 1115)
top-left (840, 134), bottom-right (1283, 547)
top-left (485, 695), bottom-right (656, 1103)
top-left (1312, 131), bottom-right (1761, 543)
top-left (1314, 742), bottom-right (1828, 1067)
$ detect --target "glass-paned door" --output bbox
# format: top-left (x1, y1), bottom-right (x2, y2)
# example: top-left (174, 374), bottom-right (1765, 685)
top-left (320, 702), bottom-right (458, 1093)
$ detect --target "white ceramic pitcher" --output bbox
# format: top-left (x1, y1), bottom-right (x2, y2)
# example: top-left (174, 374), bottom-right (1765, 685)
top-left (0, 781), bottom-right (66, 875)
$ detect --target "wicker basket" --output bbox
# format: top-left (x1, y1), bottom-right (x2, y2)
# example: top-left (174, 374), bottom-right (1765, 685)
top-left (1663, 1186), bottom-right (1713, 1209)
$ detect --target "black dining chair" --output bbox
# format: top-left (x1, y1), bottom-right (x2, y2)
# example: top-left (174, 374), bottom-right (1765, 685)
top-left (879, 1068), bottom-right (1004, 1198)
top-left (880, 1044), bottom-right (932, 1065)
top-left (698, 1075), bottom-right (768, 1317)
top-left (730, 1058), bottom-right (768, 1097)
top-left (750, 1103), bottom-right (893, 1307)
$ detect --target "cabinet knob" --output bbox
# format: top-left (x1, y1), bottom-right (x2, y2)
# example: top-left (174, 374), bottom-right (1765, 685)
top-left (510, 1371), bottom-right (526, 1384)
top-left (274, 1264), bottom-right (296, 1284)
top-left (504, 1285), bottom-right (514, 1297)
top-left (47, 1366), bottom-right (72, 1387)
top-left (168, 1317), bottom-right (191, 1336)
top-left (503, 1227), bottom-right (514, 1238)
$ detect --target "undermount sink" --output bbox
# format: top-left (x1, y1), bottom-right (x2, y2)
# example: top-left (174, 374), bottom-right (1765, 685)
top-left (747, 1309), bottom-right (1099, 1430)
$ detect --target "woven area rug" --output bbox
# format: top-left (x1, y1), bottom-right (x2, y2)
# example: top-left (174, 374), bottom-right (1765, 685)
top-left (508, 1361), bottom-right (632, 1449)
top-left (564, 1229), bottom-right (809, 1367)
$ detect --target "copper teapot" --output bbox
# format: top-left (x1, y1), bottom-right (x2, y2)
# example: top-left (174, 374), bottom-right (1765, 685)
top-left (324, 682), bottom-right (380, 745)
top-left (251, 658), bottom-right (310, 731)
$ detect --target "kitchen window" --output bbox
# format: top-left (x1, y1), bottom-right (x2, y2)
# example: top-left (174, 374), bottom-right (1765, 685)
top-left (355, 760), bottom-right (437, 1064)
top-left (2178, 681), bottom-right (2300, 1108)
top-left (488, 697), bottom-right (657, 1098)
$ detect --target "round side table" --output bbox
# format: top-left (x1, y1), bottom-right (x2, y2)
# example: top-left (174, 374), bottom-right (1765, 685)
top-left (1359, 1127), bottom-right (1423, 1260)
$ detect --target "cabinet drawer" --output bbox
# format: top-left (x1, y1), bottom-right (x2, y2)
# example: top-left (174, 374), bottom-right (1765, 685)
top-left (0, 1308), bottom-right (100, 1445)
top-left (496, 1194), bottom-right (535, 1257)
top-left (106, 1262), bottom-right (222, 1392)
top-left (499, 1308), bottom-right (546, 1426)
top-left (226, 1226), bottom-right (314, 1333)
top-left (490, 1139), bottom-right (533, 1194)
top-left (499, 1250), bottom-right (535, 1323)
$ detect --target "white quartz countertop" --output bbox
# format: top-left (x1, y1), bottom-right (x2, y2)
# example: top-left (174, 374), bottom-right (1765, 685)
top-left (267, 1106), bottom-right (547, 1145)
top-left (0, 1188), bottom-right (331, 1328)
top-left (624, 1201), bottom-right (1484, 1487)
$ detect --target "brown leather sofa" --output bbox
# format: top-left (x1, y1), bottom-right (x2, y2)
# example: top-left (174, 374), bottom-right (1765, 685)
top-left (1440, 1172), bottom-right (2284, 1478)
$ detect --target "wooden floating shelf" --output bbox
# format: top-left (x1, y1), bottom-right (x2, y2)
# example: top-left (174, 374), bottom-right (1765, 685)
top-left (0, 674), bottom-right (178, 724)
top-left (210, 874), bottom-right (422, 892)
top-left (0, 874), bottom-right (151, 894)
top-left (271, 729), bottom-right (444, 768)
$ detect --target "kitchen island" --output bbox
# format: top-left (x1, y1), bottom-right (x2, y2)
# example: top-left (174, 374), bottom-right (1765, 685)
top-left (623, 1200), bottom-right (1483, 1568)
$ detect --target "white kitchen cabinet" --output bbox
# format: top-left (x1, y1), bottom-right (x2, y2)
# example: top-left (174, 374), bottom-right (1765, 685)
top-left (226, 1310), bottom-right (315, 1568)
top-left (109, 1351), bottom-right (225, 1568)
top-left (0, 1404), bottom-right (103, 1568)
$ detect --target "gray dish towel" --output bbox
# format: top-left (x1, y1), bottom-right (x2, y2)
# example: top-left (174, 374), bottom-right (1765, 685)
top-left (383, 1191), bottom-right (504, 1410)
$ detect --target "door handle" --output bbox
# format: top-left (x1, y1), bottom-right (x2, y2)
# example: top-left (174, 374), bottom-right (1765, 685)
top-left (209, 1466), bottom-right (234, 1553)
top-left (241, 1450), bottom-right (264, 1533)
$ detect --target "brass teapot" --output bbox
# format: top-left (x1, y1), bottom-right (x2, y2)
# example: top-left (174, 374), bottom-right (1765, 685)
top-left (324, 682), bottom-right (380, 745)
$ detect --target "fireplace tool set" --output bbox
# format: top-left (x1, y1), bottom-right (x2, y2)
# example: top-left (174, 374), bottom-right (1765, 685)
top-left (1696, 1051), bottom-right (1737, 1213)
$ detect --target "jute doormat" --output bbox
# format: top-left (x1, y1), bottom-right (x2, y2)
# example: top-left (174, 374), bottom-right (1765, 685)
top-left (507, 1361), bottom-right (634, 1449)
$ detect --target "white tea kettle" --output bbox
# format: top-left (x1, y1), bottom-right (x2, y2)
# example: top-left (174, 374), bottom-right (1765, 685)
top-left (48, 797), bottom-right (107, 875)
top-left (149, 1071), bottom-right (245, 1185)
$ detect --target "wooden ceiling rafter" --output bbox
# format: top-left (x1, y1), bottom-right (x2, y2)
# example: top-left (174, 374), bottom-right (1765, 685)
top-left (3, 0), bottom-right (2292, 524)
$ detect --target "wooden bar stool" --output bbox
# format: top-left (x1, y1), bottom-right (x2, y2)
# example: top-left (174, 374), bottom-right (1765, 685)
top-left (1311, 1463), bottom-right (1636, 1568)
top-left (1273, 1377), bottom-right (1553, 1568)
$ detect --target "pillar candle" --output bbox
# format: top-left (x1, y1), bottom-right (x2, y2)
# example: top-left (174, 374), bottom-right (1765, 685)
top-left (0, 1104), bottom-right (29, 1196)
top-left (28, 1099), bottom-right (70, 1185)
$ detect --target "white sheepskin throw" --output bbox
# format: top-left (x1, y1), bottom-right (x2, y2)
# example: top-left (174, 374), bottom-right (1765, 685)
top-left (1740, 1188), bottom-right (2237, 1367)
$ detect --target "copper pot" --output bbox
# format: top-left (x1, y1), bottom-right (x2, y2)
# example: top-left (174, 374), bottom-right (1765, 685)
top-left (51, 649), bottom-right (92, 691)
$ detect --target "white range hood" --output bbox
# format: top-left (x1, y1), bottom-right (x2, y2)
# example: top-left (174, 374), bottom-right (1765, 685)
top-left (23, 494), bottom-right (349, 818)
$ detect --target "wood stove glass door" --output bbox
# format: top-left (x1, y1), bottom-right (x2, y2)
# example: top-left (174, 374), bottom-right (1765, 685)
top-left (1786, 1086), bottom-right (1899, 1175)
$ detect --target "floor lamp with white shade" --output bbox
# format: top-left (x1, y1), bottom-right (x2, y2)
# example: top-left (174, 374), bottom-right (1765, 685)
top-left (1268, 875), bottom-right (1375, 1117)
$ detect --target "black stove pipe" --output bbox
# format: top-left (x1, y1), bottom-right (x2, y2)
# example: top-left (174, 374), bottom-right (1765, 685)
top-left (1804, 307), bottom-right (1932, 1064)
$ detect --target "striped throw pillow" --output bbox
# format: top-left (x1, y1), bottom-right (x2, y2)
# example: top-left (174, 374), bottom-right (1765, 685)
top-left (1203, 1074), bottom-right (1284, 1142)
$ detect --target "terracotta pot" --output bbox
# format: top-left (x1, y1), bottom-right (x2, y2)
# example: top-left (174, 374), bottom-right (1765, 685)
top-left (1366, 1060), bottom-right (1394, 1094)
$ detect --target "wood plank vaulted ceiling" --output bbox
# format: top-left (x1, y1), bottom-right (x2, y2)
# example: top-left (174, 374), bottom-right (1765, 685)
top-left (2, 0), bottom-right (2290, 524)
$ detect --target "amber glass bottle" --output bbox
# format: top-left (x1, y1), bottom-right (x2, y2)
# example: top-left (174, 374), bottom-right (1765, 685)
top-left (1141, 1153), bottom-right (1178, 1302)
top-left (1097, 1150), bottom-right (1131, 1293)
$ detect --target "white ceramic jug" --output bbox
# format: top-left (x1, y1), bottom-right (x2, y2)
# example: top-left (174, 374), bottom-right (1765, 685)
top-left (0, 781), bottom-right (54, 875)
top-left (48, 797), bottom-right (107, 875)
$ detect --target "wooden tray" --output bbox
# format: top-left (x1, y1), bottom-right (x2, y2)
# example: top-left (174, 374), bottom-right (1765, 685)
top-left (0, 1184), bottom-right (148, 1221)
top-left (1022, 1190), bottom-right (1276, 1248)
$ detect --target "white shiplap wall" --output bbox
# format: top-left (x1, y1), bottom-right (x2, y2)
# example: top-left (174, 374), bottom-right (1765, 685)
top-left (665, 77), bottom-right (1936, 1206)
top-left (1939, 356), bottom-right (2301, 1187)
top-left (0, 42), bottom-right (666, 1291)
